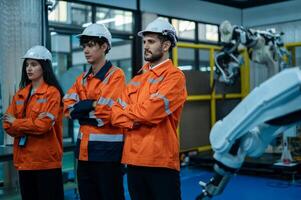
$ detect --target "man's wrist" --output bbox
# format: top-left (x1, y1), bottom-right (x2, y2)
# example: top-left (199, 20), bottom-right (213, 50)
top-left (92, 101), bottom-right (97, 108)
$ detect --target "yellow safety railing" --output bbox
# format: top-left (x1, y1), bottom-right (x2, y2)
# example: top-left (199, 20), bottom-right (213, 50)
top-left (173, 42), bottom-right (250, 152)
top-left (175, 41), bottom-right (300, 153)
top-left (173, 42), bottom-right (250, 126)
top-left (285, 42), bottom-right (301, 66)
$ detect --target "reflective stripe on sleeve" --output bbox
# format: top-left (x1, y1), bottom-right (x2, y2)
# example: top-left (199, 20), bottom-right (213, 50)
top-left (63, 93), bottom-right (79, 102)
top-left (117, 98), bottom-right (127, 109)
top-left (16, 100), bottom-right (24, 105)
top-left (150, 92), bottom-right (172, 115)
top-left (37, 98), bottom-right (47, 103)
top-left (39, 112), bottom-right (56, 125)
top-left (44, 112), bottom-right (55, 121)
top-left (148, 76), bottom-right (163, 84)
top-left (103, 67), bottom-right (118, 84)
top-left (97, 97), bottom-right (114, 107)
top-left (128, 81), bottom-right (140, 86)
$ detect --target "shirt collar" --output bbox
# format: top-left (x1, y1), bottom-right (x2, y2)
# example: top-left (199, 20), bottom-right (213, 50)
top-left (35, 81), bottom-right (49, 94)
top-left (149, 59), bottom-right (169, 70)
top-left (84, 60), bottom-right (112, 81)
top-left (148, 59), bottom-right (173, 77)
top-left (18, 81), bottom-right (48, 97)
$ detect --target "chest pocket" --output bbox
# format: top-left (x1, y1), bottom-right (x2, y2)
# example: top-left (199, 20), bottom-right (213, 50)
top-left (30, 98), bottom-right (47, 118)
top-left (127, 81), bottom-right (140, 103)
top-left (149, 84), bottom-right (159, 95)
top-left (77, 87), bottom-right (88, 100)
top-left (148, 76), bottom-right (163, 95)
top-left (81, 78), bottom-right (103, 100)
top-left (87, 82), bottom-right (103, 100)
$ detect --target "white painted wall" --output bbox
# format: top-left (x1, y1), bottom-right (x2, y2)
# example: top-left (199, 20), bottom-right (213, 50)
top-left (141, 0), bottom-right (241, 25)
top-left (242, 1), bottom-right (301, 90)
top-left (242, 0), bottom-right (301, 27)
top-left (252, 20), bottom-right (301, 43)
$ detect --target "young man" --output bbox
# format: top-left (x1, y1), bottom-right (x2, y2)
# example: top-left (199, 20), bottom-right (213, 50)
top-left (63, 23), bottom-right (126, 200)
top-left (111, 18), bottom-right (187, 200)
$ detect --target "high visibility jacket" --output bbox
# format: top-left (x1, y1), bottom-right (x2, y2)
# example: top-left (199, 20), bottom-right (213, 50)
top-left (63, 61), bottom-right (126, 162)
top-left (3, 82), bottom-right (63, 170)
top-left (111, 59), bottom-right (187, 171)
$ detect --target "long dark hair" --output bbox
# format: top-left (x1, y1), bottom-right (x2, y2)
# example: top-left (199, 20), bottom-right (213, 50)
top-left (19, 59), bottom-right (64, 100)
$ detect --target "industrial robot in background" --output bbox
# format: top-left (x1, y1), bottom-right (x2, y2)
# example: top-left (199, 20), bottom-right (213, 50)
top-left (215, 20), bottom-right (289, 84)
top-left (196, 21), bottom-right (300, 199)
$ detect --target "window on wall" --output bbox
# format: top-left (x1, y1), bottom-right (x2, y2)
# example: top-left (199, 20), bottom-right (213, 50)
top-left (50, 33), bottom-right (71, 79)
top-left (198, 23), bottom-right (219, 42)
top-left (198, 49), bottom-right (211, 72)
top-left (159, 16), bottom-right (220, 72)
top-left (95, 8), bottom-right (134, 33)
top-left (107, 38), bottom-right (133, 82)
top-left (172, 19), bottom-right (196, 40)
top-left (48, 1), bottom-right (92, 26)
top-left (178, 48), bottom-right (196, 70)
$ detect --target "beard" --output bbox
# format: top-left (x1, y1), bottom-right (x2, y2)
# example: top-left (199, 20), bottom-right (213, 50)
top-left (144, 48), bottom-right (164, 63)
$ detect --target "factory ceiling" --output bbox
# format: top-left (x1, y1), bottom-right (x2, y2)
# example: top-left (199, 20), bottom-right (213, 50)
top-left (202, 0), bottom-right (290, 9)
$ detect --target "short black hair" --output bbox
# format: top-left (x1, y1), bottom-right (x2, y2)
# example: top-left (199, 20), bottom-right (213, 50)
top-left (157, 34), bottom-right (172, 46)
top-left (79, 36), bottom-right (110, 54)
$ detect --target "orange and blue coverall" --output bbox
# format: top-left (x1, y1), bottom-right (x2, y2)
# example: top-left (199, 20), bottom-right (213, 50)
top-left (63, 61), bottom-right (126, 161)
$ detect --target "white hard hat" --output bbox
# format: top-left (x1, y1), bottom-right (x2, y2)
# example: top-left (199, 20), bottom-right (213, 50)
top-left (22, 45), bottom-right (52, 62)
top-left (77, 23), bottom-right (112, 48)
top-left (138, 18), bottom-right (178, 47)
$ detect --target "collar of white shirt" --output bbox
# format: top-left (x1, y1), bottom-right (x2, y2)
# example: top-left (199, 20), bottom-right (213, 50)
top-left (149, 59), bottom-right (170, 70)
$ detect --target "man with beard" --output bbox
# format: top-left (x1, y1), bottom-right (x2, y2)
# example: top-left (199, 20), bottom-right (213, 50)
top-left (111, 18), bottom-right (187, 200)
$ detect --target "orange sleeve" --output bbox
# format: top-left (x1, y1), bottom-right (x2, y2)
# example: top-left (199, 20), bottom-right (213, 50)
top-left (3, 95), bottom-right (24, 137)
top-left (112, 71), bottom-right (187, 128)
top-left (93, 69), bottom-right (126, 126)
top-left (111, 84), bottom-right (135, 129)
top-left (11, 89), bottom-right (61, 135)
top-left (63, 77), bottom-right (81, 118)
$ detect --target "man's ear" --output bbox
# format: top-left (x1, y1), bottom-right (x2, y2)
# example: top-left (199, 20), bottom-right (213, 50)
top-left (101, 42), bottom-right (108, 51)
top-left (162, 40), bottom-right (172, 52)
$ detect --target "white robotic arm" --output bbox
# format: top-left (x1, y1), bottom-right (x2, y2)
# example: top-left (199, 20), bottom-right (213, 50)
top-left (196, 67), bottom-right (301, 199)
top-left (215, 20), bottom-right (289, 84)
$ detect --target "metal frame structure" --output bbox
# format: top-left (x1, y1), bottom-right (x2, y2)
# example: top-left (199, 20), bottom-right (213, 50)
top-left (285, 42), bottom-right (301, 66)
top-left (173, 42), bottom-right (250, 152)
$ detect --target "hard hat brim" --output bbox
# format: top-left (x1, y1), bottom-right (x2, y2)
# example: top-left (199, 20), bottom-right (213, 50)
top-left (75, 33), bottom-right (82, 38)
top-left (76, 33), bottom-right (94, 38)
top-left (76, 33), bottom-right (107, 38)
top-left (21, 56), bottom-right (50, 61)
top-left (137, 30), bottom-right (162, 37)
